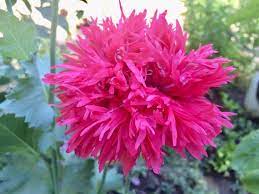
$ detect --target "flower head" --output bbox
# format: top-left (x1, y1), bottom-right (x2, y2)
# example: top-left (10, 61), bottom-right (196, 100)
top-left (44, 7), bottom-right (235, 175)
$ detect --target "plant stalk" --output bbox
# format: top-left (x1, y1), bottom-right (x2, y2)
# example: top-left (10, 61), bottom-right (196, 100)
top-left (51, 149), bottom-right (59, 194)
top-left (49, 1), bottom-right (59, 194)
top-left (97, 166), bottom-right (108, 194)
top-left (5, 0), bottom-right (13, 14)
top-left (49, 0), bottom-right (59, 105)
top-left (124, 174), bottom-right (130, 194)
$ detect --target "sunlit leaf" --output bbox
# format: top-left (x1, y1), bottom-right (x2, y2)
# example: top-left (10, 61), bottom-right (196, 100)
top-left (0, 10), bottom-right (37, 60)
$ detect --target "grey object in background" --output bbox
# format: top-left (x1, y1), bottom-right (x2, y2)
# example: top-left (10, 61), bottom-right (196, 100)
top-left (244, 72), bottom-right (259, 117)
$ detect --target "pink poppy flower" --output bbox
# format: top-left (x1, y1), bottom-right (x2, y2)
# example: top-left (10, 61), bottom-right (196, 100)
top-left (44, 6), bottom-right (235, 175)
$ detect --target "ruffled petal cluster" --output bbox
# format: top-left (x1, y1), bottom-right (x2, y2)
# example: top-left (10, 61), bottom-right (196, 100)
top-left (44, 9), bottom-right (235, 174)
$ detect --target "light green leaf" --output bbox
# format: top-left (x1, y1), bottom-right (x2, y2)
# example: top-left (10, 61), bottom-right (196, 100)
top-left (25, 54), bottom-right (56, 89)
top-left (0, 77), bottom-right (54, 129)
top-left (232, 129), bottom-right (259, 173)
top-left (0, 114), bottom-right (40, 156)
top-left (36, 54), bottom-right (51, 80)
top-left (232, 129), bottom-right (259, 193)
top-left (0, 153), bottom-right (51, 194)
top-left (38, 126), bottom-right (64, 154)
top-left (0, 55), bottom-right (54, 129)
top-left (60, 157), bottom-right (95, 194)
top-left (0, 10), bottom-right (37, 60)
top-left (59, 150), bottom-right (122, 194)
top-left (241, 170), bottom-right (259, 194)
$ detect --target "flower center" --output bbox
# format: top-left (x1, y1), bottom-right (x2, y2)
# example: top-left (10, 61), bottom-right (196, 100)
top-left (145, 63), bottom-right (174, 95)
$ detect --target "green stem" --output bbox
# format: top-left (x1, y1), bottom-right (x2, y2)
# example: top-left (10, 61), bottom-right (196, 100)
top-left (51, 149), bottom-right (59, 194)
top-left (5, 0), bottom-right (13, 14)
top-left (49, 0), bottom-right (59, 105)
top-left (97, 166), bottom-right (108, 194)
top-left (124, 174), bottom-right (130, 194)
top-left (49, 1), bottom-right (59, 194)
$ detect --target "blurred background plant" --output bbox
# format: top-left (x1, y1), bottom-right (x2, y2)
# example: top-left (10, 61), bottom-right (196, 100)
top-left (0, 0), bottom-right (259, 194)
top-left (184, 0), bottom-right (259, 84)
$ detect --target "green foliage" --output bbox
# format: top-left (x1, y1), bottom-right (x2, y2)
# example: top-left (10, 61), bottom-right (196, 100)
top-left (232, 129), bottom-right (259, 194)
top-left (183, 0), bottom-right (258, 80)
top-left (202, 90), bottom-right (256, 176)
top-left (0, 55), bottom-right (54, 129)
top-left (227, 0), bottom-right (259, 24)
top-left (232, 130), bottom-right (259, 173)
top-left (227, 0), bottom-right (259, 48)
top-left (90, 165), bottom-right (123, 194)
top-left (162, 153), bottom-right (212, 194)
top-left (0, 12), bottom-right (53, 129)
top-left (0, 153), bottom-right (51, 194)
top-left (59, 155), bottom-right (95, 194)
top-left (0, 114), bottom-right (40, 156)
top-left (209, 141), bottom-right (236, 174)
top-left (241, 170), bottom-right (259, 194)
top-left (131, 152), bottom-right (212, 194)
top-left (0, 10), bottom-right (37, 60)
top-left (38, 126), bottom-right (64, 154)
top-left (0, 76), bottom-right (54, 129)
top-left (220, 91), bottom-right (241, 111)
top-left (0, 150), bottom-right (123, 194)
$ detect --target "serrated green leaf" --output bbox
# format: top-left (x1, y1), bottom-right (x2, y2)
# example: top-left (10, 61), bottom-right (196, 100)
top-left (36, 54), bottom-right (51, 80)
top-left (0, 114), bottom-right (40, 156)
top-left (0, 10), bottom-right (37, 60)
top-left (0, 54), bottom-right (54, 129)
top-left (0, 153), bottom-right (51, 194)
top-left (0, 77), bottom-right (54, 129)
